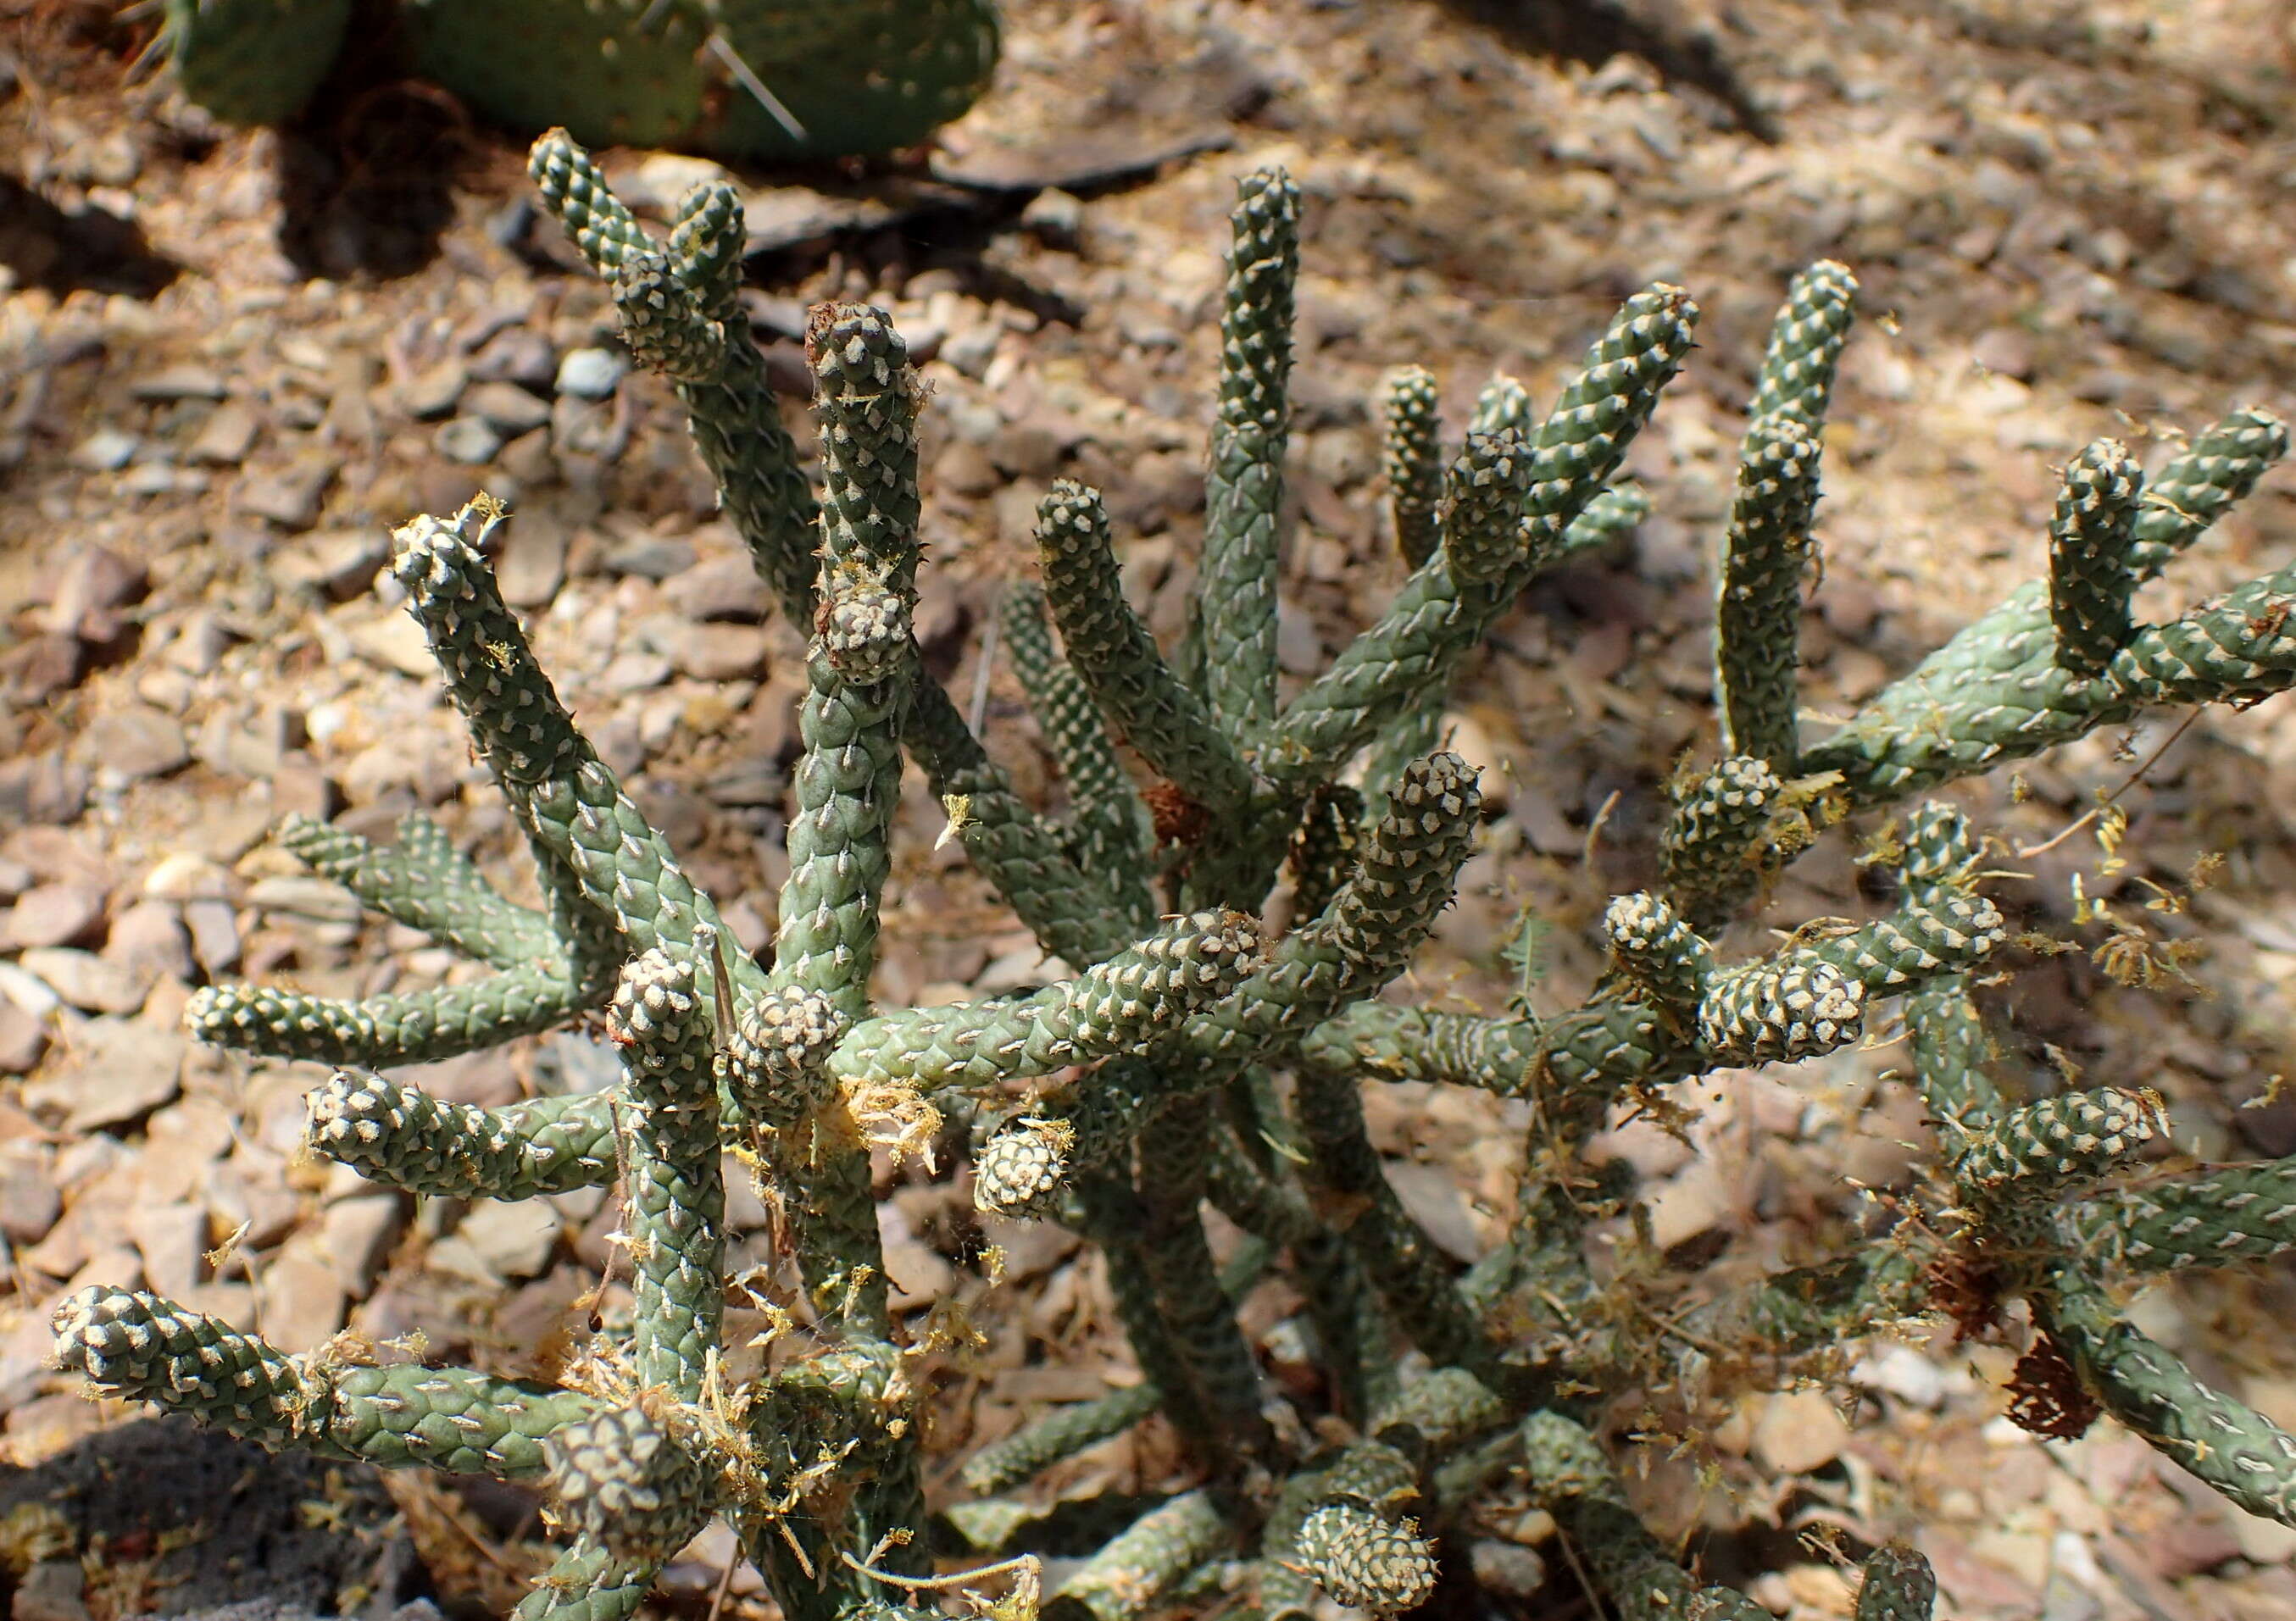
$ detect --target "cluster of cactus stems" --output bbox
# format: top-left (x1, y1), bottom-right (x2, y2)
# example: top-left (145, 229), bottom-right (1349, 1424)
top-left (52, 129), bottom-right (2296, 1620)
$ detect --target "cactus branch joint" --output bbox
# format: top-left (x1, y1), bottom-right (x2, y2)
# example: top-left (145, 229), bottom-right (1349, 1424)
top-left (52, 130), bottom-right (2296, 1620)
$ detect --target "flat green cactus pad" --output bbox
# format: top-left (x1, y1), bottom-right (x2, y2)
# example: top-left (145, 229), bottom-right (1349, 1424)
top-left (403, 0), bottom-right (998, 160)
top-left (161, 0), bottom-right (352, 126)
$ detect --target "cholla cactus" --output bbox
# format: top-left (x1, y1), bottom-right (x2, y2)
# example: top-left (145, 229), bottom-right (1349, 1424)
top-left (53, 130), bottom-right (2296, 1621)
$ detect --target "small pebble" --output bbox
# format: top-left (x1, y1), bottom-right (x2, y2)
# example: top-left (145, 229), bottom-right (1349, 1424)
top-left (435, 416), bottom-right (504, 465)
top-left (70, 429), bottom-right (138, 472)
top-left (555, 347), bottom-right (627, 400)
top-left (464, 380), bottom-right (553, 436)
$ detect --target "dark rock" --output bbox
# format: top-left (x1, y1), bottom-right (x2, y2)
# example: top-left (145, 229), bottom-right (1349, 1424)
top-left (464, 380), bottom-right (553, 436)
top-left (0, 753), bottom-right (89, 824)
top-left (469, 326), bottom-right (558, 391)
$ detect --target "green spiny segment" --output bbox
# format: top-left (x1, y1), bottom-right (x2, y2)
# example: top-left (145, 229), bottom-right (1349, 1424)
top-left (531, 133), bottom-right (819, 630)
top-left (1854, 1544), bottom-right (1937, 1621)
top-left (1265, 287), bottom-right (1698, 786)
top-left (2038, 1268), bottom-right (2296, 1525)
top-left (2072, 1157), bottom-right (2296, 1273)
top-left (1804, 407), bottom-right (2293, 803)
top-left (279, 811), bottom-right (558, 969)
top-left (308, 1069), bottom-right (616, 1197)
top-left (2049, 440), bottom-right (2143, 677)
top-left (1435, 430), bottom-right (1535, 589)
top-left (606, 950), bottom-right (725, 1402)
top-left (1793, 890), bottom-right (2004, 992)
top-left (1602, 892), bottom-right (1714, 1018)
top-left (1960, 1088), bottom-right (2168, 1200)
top-left (1294, 1502), bottom-right (1436, 1615)
top-left (723, 985), bottom-right (847, 1130)
top-left (544, 1403), bottom-right (711, 1563)
top-left (958, 1380), bottom-right (1162, 1494)
top-left (1715, 414), bottom-right (1822, 774)
top-left (1470, 374), bottom-right (1536, 437)
top-left (1696, 954), bottom-right (1865, 1065)
top-left (1044, 1491), bottom-right (1231, 1621)
top-left (1746, 260), bottom-right (1858, 427)
top-left (81, 145), bottom-right (2296, 1620)
top-left (1383, 366), bottom-right (1444, 569)
top-left (1659, 754), bottom-right (1784, 931)
top-left (51, 1289), bottom-right (598, 1476)
top-left (159, 0), bottom-right (348, 125)
top-left (839, 910), bottom-right (1261, 1088)
top-left (1199, 168), bottom-right (1301, 747)
top-left (1034, 480), bottom-right (1256, 815)
top-left (1003, 582), bottom-right (1155, 922)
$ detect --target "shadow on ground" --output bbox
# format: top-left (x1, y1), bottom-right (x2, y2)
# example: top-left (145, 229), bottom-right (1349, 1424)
top-left (0, 1414), bottom-right (425, 1619)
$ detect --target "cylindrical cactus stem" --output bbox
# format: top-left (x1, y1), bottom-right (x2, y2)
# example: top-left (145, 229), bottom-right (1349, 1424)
top-left (959, 1382), bottom-right (1164, 1496)
top-left (1794, 891), bottom-right (2004, 993)
top-left (307, 1069), bottom-right (617, 1198)
top-left (531, 131), bottom-right (820, 630)
top-left (1287, 781), bottom-right (1365, 924)
top-left (544, 1402), bottom-right (712, 1565)
top-left (390, 504), bottom-right (752, 1013)
top-left (1746, 260), bottom-right (1859, 428)
top-left (2036, 1265), bottom-right (2296, 1526)
top-left (1294, 1501), bottom-right (1437, 1615)
top-left (1200, 166), bottom-right (1302, 748)
top-left (1695, 953), bottom-right (1865, 1066)
top-left (837, 909), bottom-right (1262, 1090)
top-left (2049, 439), bottom-right (2143, 677)
top-left (1960, 1087), bottom-right (2169, 1202)
top-left (612, 247), bottom-right (727, 386)
top-left (2071, 1155), bottom-right (2296, 1274)
top-left (1854, 1544), bottom-right (1937, 1621)
top-left (513, 1538), bottom-right (656, 1621)
top-left (1602, 892), bottom-right (1714, 1016)
top-left (1002, 580), bottom-right (1154, 920)
top-left (807, 303), bottom-right (924, 591)
top-left (1435, 429), bottom-right (1535, 589)
top-left (1469, 372), bottom-right (1536, 437)
top-left (185, 964), bottom-right (594, 1069)
top-left (1034, 480), bottom-right (1256, 816)
top-left (2125, 405), bottom-right (2289, 577)
top-left (1659, 754), bottom-right (1787, 932)
top-left (1042, 1491), bottom-right (1232, 1621)
top-left (278, 810), bottom-right (555, 969)
top-left (724, 985), bottom-right (848, 1130)
top-left (972, 1116), bottom-right (1074, 1221)
top-left (527, 130), bottom-right (651, 275)
top-left (607, 948), bottom-right (727, 1404)
top-left (1265, 286), bottom-right (1698, 788)
top-left (50, 1288), bottom-right (601, 1477)
top-left (1381, 364), bottom-right (1444, 569)
top-left (1715, 414), bottom-right (1824, 775)
top-left (665, 180), bottom-right (745, 325)
top-left (1552, 480), bottom-right (1651, 563)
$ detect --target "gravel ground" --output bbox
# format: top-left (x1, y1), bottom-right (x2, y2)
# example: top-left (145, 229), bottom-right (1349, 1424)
top-left (10, 1), bottom-right (2296, 1617)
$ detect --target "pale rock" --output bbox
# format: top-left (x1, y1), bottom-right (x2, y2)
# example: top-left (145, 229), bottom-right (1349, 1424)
top-left (1382, 1160), bottom-right (1487, 1263)
top-left (247, 874), bottom-right (363, 926)
top-left (0, 962), bottom-right (61, 1018)
top-left (1749, 1387), bottom-right (1851, 1474)
top-left (348, 613), bottom-right (436, 677)
top-left (103, 901), bottom-right (194, 984)
top-left (257, 1243), bottom-right (348, 1352)
top-left (1852, 1341), bottom-right (1952, 1408)
top-left (78, 707), bottom-right (189, 779)
top-left (555, 347), bottom-right (626, 400)
top-left (0, 1002), bottom-right (47, 1074)
top-left (0, 859), bottom-right (31, 901)
top-left (1643, 1157), bottom-right (1737, 1255)
top-left (187, 400), bottom-right (261, 465)
top-left (13, 1559), bottom-right (91, 1621)
top-left (182, 897), bottom-right (242, 974)
top-left (237, 452), bottom-right (340, 528)
top-left (25, 1018), bottom-right (183, 1127)
top-left (457, 1199), bottom-right (562, 1281)
top-left (16, 947), bottom-right (151, 1015)
top-left (126, 1201), bottom-right (209, 1297)
top-left (320, 1194), bottom-right (403, 1295)
top-left (142, 852), bottom-right (234, 901)
top-left (0, 1152), bottom-right (60, 1243)
top-left (4, 884), bottom-right (106, 950)
top-left (466, 380), bottom-right (553, 436)
top-left (670, 622), bottom-right (770, 682)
